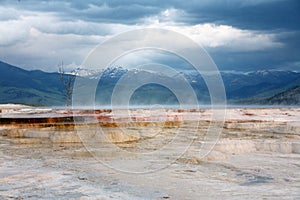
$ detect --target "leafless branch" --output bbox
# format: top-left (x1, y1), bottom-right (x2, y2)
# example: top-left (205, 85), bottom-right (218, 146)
top-left (58, 62), bottom-right (76, 107)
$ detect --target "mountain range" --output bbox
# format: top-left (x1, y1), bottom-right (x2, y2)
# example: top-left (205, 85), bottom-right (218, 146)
top-left (0, 61), bottom-right (299, 106)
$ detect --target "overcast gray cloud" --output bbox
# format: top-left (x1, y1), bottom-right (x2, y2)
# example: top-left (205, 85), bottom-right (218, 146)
top-left (0, 0), bottom-right (299, 72)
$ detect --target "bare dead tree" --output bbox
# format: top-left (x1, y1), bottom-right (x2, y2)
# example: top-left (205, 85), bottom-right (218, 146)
top-left (58, 62), bottom-right (76, 107)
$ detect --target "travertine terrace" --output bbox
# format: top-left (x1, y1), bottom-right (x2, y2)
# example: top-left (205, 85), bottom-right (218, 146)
top-left (0, 105), bottom-right (299, 199)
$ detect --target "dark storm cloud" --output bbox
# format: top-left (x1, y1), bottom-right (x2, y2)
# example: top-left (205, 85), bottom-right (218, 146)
top-left (182, 0), bottom-right (300, 31)
top-left (210, 30), bottom-right (300, 71)
top-left (3, 0), bottom-right (298, 29)
top-left (0, 0), bottom-right (161, 24)
top-left (0, 0), bottom-right (299, 71)
top-left (79, 0), bottom-right (300, 31)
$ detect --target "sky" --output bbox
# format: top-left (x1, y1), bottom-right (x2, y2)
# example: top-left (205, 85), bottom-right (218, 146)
top-left (0, 0), bottom-right (299, 72)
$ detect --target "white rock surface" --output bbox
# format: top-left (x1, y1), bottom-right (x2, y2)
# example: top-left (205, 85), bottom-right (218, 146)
top-left (0, 107), bottom-right (299, 199)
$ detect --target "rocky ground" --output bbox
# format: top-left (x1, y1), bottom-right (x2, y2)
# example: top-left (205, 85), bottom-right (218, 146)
top-left (0, 105), bottom-right (299, 199)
